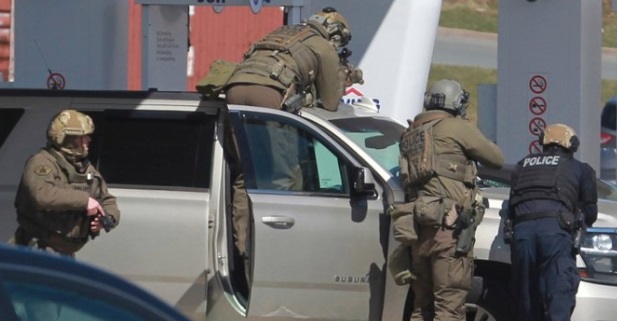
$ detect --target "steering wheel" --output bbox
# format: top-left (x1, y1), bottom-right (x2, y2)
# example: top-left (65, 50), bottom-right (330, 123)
top-left (389, 166), bottom-right (400, 178)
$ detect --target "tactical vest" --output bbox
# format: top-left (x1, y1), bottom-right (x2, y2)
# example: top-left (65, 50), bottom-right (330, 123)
top-left (509, 152), bottom-right (577, 212)
top-left (399, 119), bottom-right (473, 188)
top-left (235, 24), bottom-right (319, 90)
top-left (18, 148), bottom-right (102, 252)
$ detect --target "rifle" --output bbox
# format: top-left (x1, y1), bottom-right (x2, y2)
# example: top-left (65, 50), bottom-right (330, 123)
top-left (339, 47), bottom-right (352, 63)
top-left (282, 93), bottom-right (305, 114)
top-left (338, 48), bottom-right (364, 86)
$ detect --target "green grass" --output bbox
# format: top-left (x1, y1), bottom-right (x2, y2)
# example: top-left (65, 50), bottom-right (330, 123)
top-left (433, 0), bottom-right (617, 122)
top-left (440, 5), bottom-right (498, 33)
top-left (440, 0), bottom-right (616, 48)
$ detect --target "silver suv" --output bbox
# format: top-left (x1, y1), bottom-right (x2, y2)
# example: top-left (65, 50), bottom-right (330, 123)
top-left (0, 89), bottom-right (616, 321)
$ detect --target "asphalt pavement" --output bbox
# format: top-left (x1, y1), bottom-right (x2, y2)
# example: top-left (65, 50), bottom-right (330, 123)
top-left (433, 27), bottom-right (617, 81)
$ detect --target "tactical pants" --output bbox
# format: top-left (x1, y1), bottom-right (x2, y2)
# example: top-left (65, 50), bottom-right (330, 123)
top-left (410, 225), bottom-right (473, 321)
top-left (511, 217), bottom-right (579, 321)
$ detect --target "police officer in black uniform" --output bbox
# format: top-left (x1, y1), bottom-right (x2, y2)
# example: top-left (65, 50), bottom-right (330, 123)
top-left (508, 123), bottom-right (597, 321)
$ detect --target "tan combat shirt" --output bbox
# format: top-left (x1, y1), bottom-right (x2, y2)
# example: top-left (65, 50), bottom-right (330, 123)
top-left (410, 110), bottom-right (504, 204)
top-left (14, 148), bottom-right (120, 246)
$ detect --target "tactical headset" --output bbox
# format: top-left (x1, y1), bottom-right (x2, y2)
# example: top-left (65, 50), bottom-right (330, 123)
top-left (308, 7), bottom-right (352, 48)
top-left (538, 123), bottom-right (580, 153)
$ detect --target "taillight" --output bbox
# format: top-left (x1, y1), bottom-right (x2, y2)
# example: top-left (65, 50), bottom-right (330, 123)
top-left (577, 268), bottom-right (589, 278)
top-left (601, 132), bottom-right (613, 145)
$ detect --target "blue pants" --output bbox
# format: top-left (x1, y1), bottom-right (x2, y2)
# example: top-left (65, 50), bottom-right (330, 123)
top-left (510, 217), bottom-right (580, 321)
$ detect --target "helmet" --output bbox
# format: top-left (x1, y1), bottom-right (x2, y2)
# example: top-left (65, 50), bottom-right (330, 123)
top-left (47, 109), bottom-right (94, 147)
top-left (308, 7), bottom-right (351, 48)
top-left (423, 79), bottom-right (469, 116)
top-left (539, 123), bottom-right (579, 152)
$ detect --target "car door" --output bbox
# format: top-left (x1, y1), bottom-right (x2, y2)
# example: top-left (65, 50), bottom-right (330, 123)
top-left (228, 106), bottom-right (388, 321)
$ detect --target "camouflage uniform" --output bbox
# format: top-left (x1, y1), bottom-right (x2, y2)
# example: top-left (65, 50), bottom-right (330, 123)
top-left (224, 9), bottom-right (353, 260)
top-left (401, 110), bottom-right (504, 320)
top-left (11, 111), bottom-right (119, 257)
top-left (225, 23), bottom-right (346, 111)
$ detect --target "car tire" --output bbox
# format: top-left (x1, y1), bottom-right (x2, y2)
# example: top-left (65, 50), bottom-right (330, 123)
top-left (466, 275), bottom-right (516, 321)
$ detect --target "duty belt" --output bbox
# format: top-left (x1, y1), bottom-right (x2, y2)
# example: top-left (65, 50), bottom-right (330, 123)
top-left (48, 232), bottom-right (88, 244)
top-left (18, 215), bottom-right (89, 244)
top-left (514, 210), bottom-right (559, 225)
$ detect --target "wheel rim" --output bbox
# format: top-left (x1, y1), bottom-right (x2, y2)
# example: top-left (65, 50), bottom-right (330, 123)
top-left (466, 303), bottom-right (497, 321)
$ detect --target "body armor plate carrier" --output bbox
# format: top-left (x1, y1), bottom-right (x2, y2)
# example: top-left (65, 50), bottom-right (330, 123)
top-left (236, 25), bottom-right (319, 90)
top-left (400, 118), bottom-right (471, 188)
top-left (509, 153), bottom-right (577, 212)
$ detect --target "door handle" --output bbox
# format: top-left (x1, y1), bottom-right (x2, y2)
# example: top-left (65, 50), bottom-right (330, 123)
top-left (262, 216), bottom-right (295, 229)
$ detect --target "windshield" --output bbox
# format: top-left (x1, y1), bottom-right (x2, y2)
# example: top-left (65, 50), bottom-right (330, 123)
top-left (329, 117), bottom-right (404, 178)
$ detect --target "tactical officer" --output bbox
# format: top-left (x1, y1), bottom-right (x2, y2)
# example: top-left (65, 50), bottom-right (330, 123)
top-left (11, 109), bottom-right (120, 257)
top-left (508, 124), bottom-right (597, 321)
top-left (223, 8), bottom-right (363, 263)
top-left (225, 6), bottom-right (362, 113)
top-left (399, 79), bottom-right (504, 320)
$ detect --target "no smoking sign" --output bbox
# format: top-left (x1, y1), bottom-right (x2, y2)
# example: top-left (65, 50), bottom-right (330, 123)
top-left (529, 140), bottom-right (543, 154)
top-left (529, 75), bottom-right (547, 94)
top-left (47, 72), bottom-right (66, 90)
top-left (529, 97), bottom-right (547, 115)
top-left (528, 117), bottom-right (546, 137)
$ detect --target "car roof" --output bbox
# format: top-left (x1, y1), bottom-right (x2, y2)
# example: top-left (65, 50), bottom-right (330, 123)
top-left (0, 244), bottom-right (191, 321)
top-left (302, 100), bottom-right (400, 123)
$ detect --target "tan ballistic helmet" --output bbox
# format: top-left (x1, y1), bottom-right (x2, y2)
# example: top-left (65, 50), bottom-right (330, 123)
top-left (540, 123), bottom-right (579, 152)
top-left (308, 7), bottom-right (351, 48)
top-left (47, 109), bottom-right (95, 146)
top-left (423, 79), bottom-right (470, 116)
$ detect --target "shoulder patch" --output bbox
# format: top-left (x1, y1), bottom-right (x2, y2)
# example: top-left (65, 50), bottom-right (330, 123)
top-left (33, 165), bottom-right (52, 176)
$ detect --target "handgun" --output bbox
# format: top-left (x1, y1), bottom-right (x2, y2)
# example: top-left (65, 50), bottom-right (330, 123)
top-left (98, 212), bottom-right (115, 233)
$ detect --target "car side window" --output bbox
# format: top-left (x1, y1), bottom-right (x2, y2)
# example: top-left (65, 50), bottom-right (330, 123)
top-left (236, 113), bottom-right (348, 194)
top-left (4, 280), bottom-right (149, 321)
top-left (85, 110), bottom-right (215, 189)
top-left (0, 109), bottom-right (24, 149)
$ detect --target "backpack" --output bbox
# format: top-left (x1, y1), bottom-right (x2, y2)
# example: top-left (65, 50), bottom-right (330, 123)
top-left (195, 60), bottom-right (238, 100)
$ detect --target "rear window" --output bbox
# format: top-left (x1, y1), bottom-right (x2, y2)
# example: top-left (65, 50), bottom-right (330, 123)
top-left (85, 110), bottom-right (215, 189)
top-left (0, 109), bottom-right (24, 149)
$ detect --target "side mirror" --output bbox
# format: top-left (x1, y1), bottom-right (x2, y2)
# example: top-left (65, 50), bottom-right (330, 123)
top-left (352, 166), bottom-right (377, 196)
